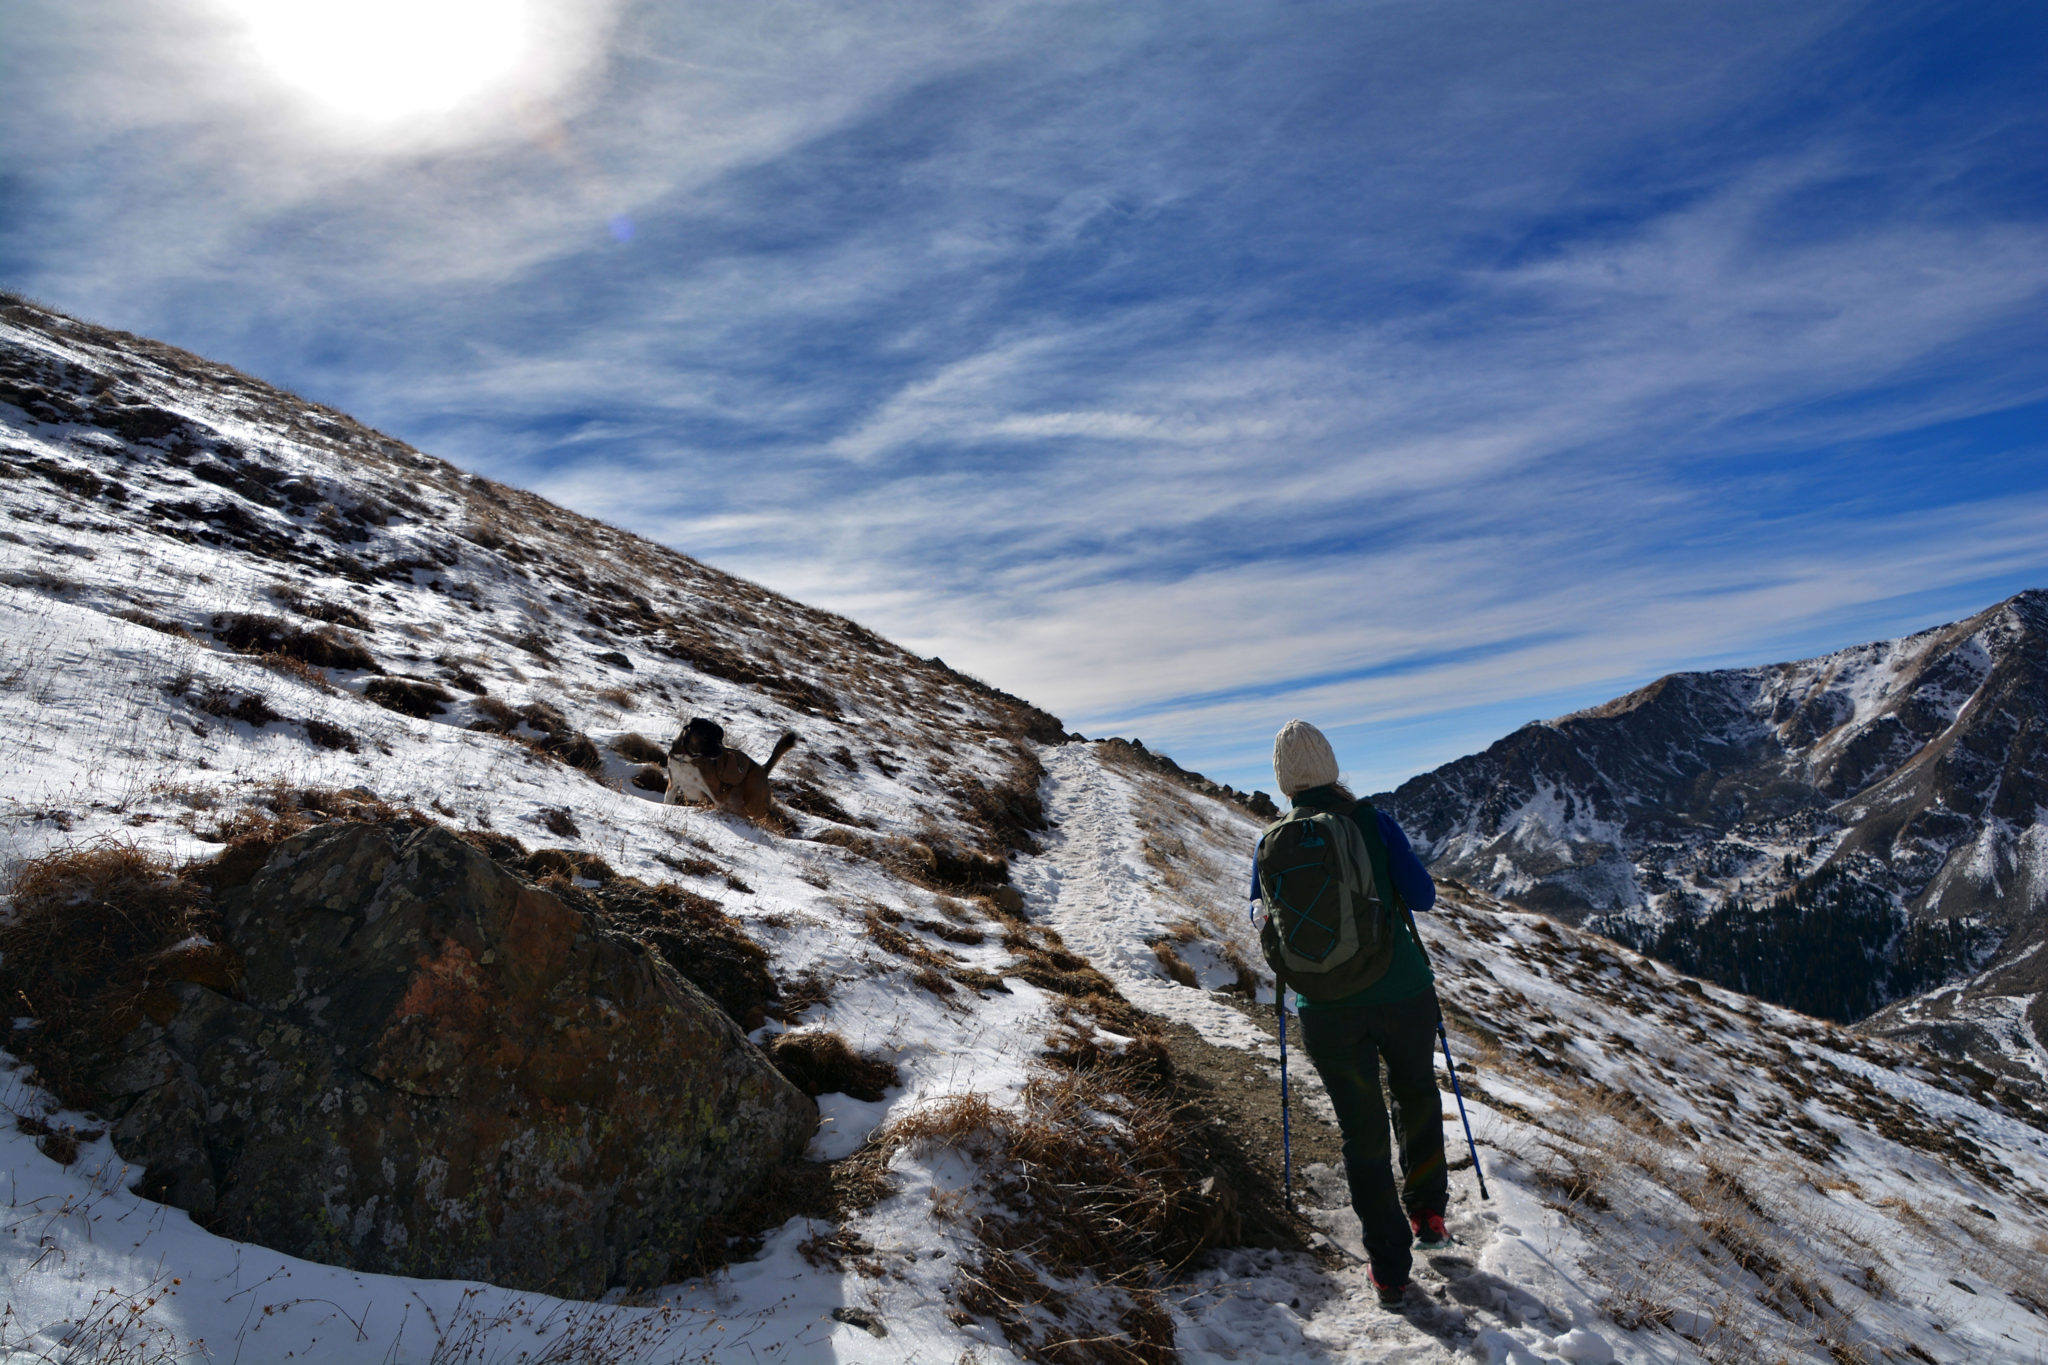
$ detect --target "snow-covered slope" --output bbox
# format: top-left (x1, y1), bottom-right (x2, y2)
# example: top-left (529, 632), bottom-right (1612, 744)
top-left (5, 296), bottom-right (2048, 1363)
top-left (1380, 598), bottom-right (2048, 1078)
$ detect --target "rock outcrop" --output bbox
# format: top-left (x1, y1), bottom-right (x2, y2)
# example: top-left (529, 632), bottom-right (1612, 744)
top-left (93, 820), bottom-right (816, 1297)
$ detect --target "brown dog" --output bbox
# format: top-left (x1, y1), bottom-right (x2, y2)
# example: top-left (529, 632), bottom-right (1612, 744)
top-left (664, 717), bottom-right (798, 820)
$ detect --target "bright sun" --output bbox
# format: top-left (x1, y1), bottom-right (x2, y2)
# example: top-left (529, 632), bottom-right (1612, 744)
top-left (217, 0), bottom-right (539, 132)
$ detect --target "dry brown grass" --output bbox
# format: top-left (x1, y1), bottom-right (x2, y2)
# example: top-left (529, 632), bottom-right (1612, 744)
top-left (882, 1061), bottom-right (1230, 1364)
top-left (209, 611), bottom-right (376, 673)
top-left (655, 851), bottom-right (721, 879)
top-left (608, 731), bottom-right (668, 765)
top-left (14, 1110), bottom-right (102, 1166)
top-left (764, 1030), bottom-right (900, 1101)
top-left (807, 825), bottom-right (1017, 896)
top-left (0, 843), bottom-right (224, 1107)
top-left (185, 680), bottom-right (281, 728)
top-left (113, 606), bottom-right (194, 640)
top-left (1095, 736), bottom-right (1271, 821)
top-left (869, 995), bottom-right (1303, 1365)
top-left (1497, 1031), bottom-right (1919, 1364)
top-left (1003, 934), bottom-right (1126, 1010)
top-left (269, 580), bottom-right (371, 630)
top-left (254, 649), bottom-right (343, 693)
top-left (776, 969), bottom-right (835, 1021)
top-left (469, 698), bottom-right (603, 771)
top-left (1528, 1138), bottom-right (1614, 1217)
top-left (0, 1271), bottom-right (187, 1364)
top-left (1466, 1013), bottom-right (1886, 1358)
top-left (364, 675), bottom-right (453, 719)
top-left (1149, 939), bottom-right (1198, 988)
top-left (1600, 1240), bottom-right (1690, 1332)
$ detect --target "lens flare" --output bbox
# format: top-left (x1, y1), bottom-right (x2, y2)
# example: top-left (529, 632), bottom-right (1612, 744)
top-left (217, 0), bottom-right (539, 132)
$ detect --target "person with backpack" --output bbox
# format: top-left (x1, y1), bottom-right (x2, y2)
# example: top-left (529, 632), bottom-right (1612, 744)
top-left (1251, 719), bottom-right (1446, 1308)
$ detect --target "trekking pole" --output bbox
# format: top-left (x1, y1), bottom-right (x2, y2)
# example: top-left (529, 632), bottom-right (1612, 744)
top-left (1401, 903), bottom-right (1489, 1201)
top-left (1436, 1015), bottom-right (1488, 1201)
top-left (1278, 987), bottom-right (1294, 1213)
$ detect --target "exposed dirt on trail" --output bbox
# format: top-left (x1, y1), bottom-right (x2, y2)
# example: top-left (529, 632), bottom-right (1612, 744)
top-left (1158, 1012), bottom-right (1347, 1215)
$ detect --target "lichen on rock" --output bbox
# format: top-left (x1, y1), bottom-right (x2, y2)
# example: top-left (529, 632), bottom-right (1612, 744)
top-left (93, 819), bottom-right (816, 1297)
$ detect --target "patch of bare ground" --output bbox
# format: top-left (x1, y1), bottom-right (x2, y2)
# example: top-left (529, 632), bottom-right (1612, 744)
top-left (1153, 1011), bottom-right (1347, 1214)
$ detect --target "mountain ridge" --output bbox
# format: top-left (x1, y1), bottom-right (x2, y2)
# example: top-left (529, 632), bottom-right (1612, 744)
top-left (1378, 590), bottom-right (2048, 1081)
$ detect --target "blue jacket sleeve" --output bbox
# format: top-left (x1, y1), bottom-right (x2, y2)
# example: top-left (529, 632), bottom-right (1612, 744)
top-left (1376, 811), bottom-right (1436, 913)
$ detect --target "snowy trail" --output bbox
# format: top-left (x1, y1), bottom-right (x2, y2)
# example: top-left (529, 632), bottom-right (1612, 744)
top-left (1014, 744), bottom-right (1617, 1365)
top-left (1009, 744), bottom-right (1276, 1055)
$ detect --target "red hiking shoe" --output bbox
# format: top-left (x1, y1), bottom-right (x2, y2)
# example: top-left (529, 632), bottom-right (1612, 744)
top-left (1410, 1211), bottom-right (1451, 1250)
top-left (1370, 1269), bottom-right (1410, 1308)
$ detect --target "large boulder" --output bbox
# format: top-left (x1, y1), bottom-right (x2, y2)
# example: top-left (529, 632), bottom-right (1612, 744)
top-left (93, 820), bottom-right (815, 1297)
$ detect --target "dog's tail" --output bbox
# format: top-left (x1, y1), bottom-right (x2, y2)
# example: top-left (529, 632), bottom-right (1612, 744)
top-left (762, 732), bottom-right (799, 775)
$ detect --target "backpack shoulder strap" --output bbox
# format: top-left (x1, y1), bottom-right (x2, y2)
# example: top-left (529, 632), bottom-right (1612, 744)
top-left (1348, 801), bottom-right (1396, 904)
top-left (1356, 799), bottom-right (1435, 961)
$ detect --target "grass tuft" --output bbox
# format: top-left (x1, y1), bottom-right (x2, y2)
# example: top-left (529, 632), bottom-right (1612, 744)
top-left (881, 1065), bottom-right (1212, 1364)
top-left (765, 1030), bottom-right (900, 1101)
top-left (209, 611), bottom-right (376, 672)
top-left (608, 731), bottom-right (667, 765)
top-left (0, 844), bottom-right (223, 1108)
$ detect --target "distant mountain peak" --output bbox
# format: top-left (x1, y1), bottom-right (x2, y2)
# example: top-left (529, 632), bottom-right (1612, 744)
top-left (1381, 593), bottom-right (2048, 1078)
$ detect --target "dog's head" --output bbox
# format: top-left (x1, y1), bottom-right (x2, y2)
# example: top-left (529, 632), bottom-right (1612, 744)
top-left (672, 716), bottom-right (726, 759)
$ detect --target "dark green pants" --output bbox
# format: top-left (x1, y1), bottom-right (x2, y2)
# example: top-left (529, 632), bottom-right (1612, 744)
top-left (1297, 989), bottom-right (1447, 1283)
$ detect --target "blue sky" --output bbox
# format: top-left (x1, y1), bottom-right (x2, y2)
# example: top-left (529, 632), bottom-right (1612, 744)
top-left (5, 0), bottom-right (2046, 796)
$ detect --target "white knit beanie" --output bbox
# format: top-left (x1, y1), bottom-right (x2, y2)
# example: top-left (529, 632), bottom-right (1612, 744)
top-left (1272, 719), bottom-right (1339, 796)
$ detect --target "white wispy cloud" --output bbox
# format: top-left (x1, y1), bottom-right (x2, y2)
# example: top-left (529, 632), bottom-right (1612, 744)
top-left (5, 0), bottom-right (2045, 797)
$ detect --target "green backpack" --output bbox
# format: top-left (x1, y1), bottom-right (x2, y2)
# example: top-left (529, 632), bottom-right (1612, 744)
top-left (1256, 800), bottom-right (1400, 1001)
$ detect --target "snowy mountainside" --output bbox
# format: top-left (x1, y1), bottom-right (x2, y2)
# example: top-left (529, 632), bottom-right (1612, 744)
top-left (0, 294), bottom-right (1064, 871)
top-left (1033, 748), bottom-right (2048, 1363)
top-left (1380, 597), bottom-right (2048, 1075)
top-left (3, 296), bottom-right (2048, 1363)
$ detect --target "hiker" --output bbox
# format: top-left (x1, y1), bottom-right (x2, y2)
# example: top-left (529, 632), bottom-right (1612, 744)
top-left (1251, 718), bottom-right (1445, 1308)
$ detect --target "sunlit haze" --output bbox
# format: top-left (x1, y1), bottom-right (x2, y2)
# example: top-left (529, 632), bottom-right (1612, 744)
top-left (216, 0), bottom-right (538, 131)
